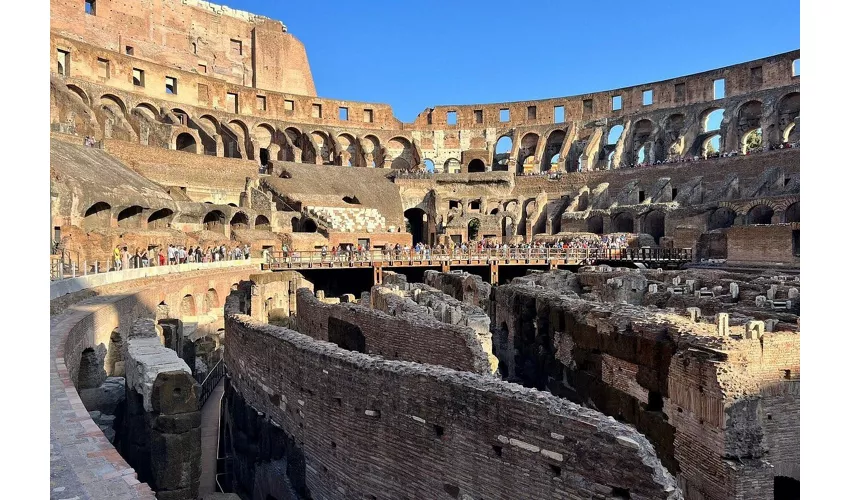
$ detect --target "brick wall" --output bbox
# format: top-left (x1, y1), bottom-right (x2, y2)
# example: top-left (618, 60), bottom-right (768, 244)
top-left (296, 289), bottom-right (491, 375)
top-left (727, 224), bottom-right (798, 266)
top-left (223, 305), bottom-right (681, 499)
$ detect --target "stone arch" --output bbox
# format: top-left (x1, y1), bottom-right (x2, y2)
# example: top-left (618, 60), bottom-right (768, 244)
top-left (701, 108), bottom-right (725, 133)
top-left (467, 159), bottom-right (486, 173)
top-left (746, 204), bottom-right (774, 225)
top-left (631, 119), bottom-right (654, 164)
top-left (777, 92), bottom-right (800, 143)
top-left (493, 135), bottom-right (513, 171)
top-left (784, 202), bottom-right (799, 223)
top-left (737, 100), bottom-right (763, 151)
top-left (517, 133), bottom-right (539, 173)
top-left (607, 125), bottom-right (624, 145)
top-left (203, 210), bottom-right (226, 233)
top-left (643, 210), bottom-right (665, 244)
top-left (302, 219), bottom-right (318, 232)
top-left (387, 136), bottom-right (414, 170)
top-left (180, 294), bottom-right (197, 316)
top-left (541, 130), bottom-right (566, 171)
top-left (444, 158), bottom-right (461, 173)
top-left (361, 135), bottom-right (381, 167)
top-left (587, 215), bottom-right (604, 234)
top-left (611, 212), bottom-right (634, 233)
top-left (133, 102), bottom-right (160, 121)
top-left (662, 113), bottom-right (686, 159)
top-left (147, 208), bottom-right (174, 229)
top-left (227, 119), bottom-right (252, 159)
top-left (337, 133), bottom-right (357, 166)
top-left (99, 93), bottom-right (127, 116)
top-left (230, 212), bottom-right (250, 229)
top-left (467, 218), bottom-right (481, 241)
top-left (83, 202), bottom-right (111, 230)
top-left (423, 158), bottom-right (436, 173)
top-left (282, 126), bottom-right (303, 162)
top-left (175, 132), bottom-right (197, 153)
top-left (204, 288), bottom-right (220, 310)
top-left (255, 215), bottom-right (271, 230)
top-left (254, 123), bottom-right (276, 166)
top-left (708, 207), bottom-right (737, 230)
top-left (117, 206), bottom-right (144, 229)
top-left (702, 133), bottom-right (722, 158)
top-left (66, 84), bottom-right (90, 107)
top-left (311, 130), bottom-right (333, 164)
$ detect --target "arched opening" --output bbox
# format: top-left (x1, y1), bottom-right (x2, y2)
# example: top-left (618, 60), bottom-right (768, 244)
top-left (204, 289), bottom-right (220, 310)
top-left (708, 207), bottom-right (737, 230)
top-left (78, 347), bottom-right (105, 390)
top-left (643, 210), bottom-right (665, 244)
top-left (361, 135), bottom-right (380, 167)
top-left (742, 127), bottom-right (763, 154)
top-left (444, 158), bottom-right (461, 173)
top-left (702, 108), bottom-right (725, 133)
top-left (493, 136), bottom-right (513, 171)
top-left (259, 148), bottom-right (270, 169)
top-left (702, 134), bottom-right (721, 158)
top-left (784, 202), bottom-right (799, 223)
top-left (175, 132), bottom-right (197, 153)
top-left (737, 101), bottom-right (763, 148)
top-left (337, 133), bottom-right (357, 166)
top-left (587, 215), bottom-right (603, 234)
top-left (423, 159), bottom-right (435, 173)
top-left (612, 212), bottom-right (634, 233)
top-left (255, 215), bottom-right (271, 230)
top-left (468, 159), bottom-right (486, 173)
top-left (311, 131), bottom-right (332, 164)
top-left (391, 157), bottom-right (411, 170)
top-left (230, 212), bottom-right (250, 229)
top-left (117, 206), bottom-right (144, 229)
top-left (606, 150), bottom-right (616, 169)
top-left (203, 210), bottom-right (226, 233)
top-left (747, 204), bottom-right (774, 225)
top-left (637, 144), bottom-right (648, 164)
top-left (577, 192), bottom-right (589, 211)
top-left (778, 93), bottom-right (800, 143)
top-left (541, 130), bottom-right (565, 171)
top-left (502, 216), bottom-right (514, 237)
top-left (328, 317), bottom-right (366, 353)
top-left (404, 208), bottom-right (427, 245)
top-left (342, 196), bottom-right (360, 205)
top-left (67, 85), bottom-right (90, 106)
top-left (607, 125), bottom-right (624, 145)
top-left (83, 202), bottom-right (111, 230)
top-left (291, 217), bottom-right (300, 231)
top-left (147, 208), bottom-right (174, 229)
top-left (302, 219), bottom-right (318, 233)
top-left (387, 136), bottom-right (414, 170)
top-left (517, 133), bottom-right (539, 173)
top-left (467, 218), bottom-right (480, 241)
top-left (180, 295), bottom-right (196, 316)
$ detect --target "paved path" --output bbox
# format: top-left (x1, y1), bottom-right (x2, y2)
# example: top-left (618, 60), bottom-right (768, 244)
top-left (198, 380), bottom-right (225, 497)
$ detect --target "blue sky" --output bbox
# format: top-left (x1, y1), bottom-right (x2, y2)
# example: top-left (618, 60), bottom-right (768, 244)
top-left (230, 0), bottom-right (800, 123)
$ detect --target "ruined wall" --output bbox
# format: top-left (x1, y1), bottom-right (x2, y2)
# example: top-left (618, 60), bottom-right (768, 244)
top-left (246, 271), bottom-right (313, 323)
top-left (296, 289), bottom-right (491, 375)
top-left (51, 0), bottom-right (316, 95)
top-left (223, 298), bottom-right (681, 499)
top-left (422, 269), bottom-right (492, 308)
top-left (493, 277), bottom-right (800, 500)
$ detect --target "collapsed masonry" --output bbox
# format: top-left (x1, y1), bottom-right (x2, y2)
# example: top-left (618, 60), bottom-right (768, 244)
top-left (493, 268), bottom-right (799, 500)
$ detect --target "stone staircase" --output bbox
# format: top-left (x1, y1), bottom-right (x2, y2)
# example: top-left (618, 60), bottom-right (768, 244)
top-left (306, 206), bottom-right (388, 232)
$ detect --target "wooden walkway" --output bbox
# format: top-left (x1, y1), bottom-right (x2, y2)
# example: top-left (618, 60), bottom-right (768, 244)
top-left (198, 380), bottom-right (225, 497)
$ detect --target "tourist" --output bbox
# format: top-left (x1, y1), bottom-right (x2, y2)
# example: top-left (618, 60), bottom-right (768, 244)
top-left (113, 245), bottom-right (122, 271)
top-left (121, 246), bottom-right (130, 271)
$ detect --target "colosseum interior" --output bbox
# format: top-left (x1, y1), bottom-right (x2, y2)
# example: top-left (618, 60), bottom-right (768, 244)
top-left (47, 1), bottom-right (801, 499)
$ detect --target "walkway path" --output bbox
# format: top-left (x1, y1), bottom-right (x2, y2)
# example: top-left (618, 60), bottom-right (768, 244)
top-left (198, 380), bottom-right (225, 497)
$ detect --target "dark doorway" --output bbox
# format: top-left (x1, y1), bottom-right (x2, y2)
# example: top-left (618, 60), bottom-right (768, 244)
top-left (773, 476), bottom-right (799, 500)
top-left (708, 207), bottom-right (736, 230)
top-left (784, 202), bottom-right (799, 223)
top-left (467, 159), bottom-right (486, 172)
top-left (643, 211), bottom-right (665, 244)
top-left (328, 317), bottom-right (366, 353)
top-left (792, 229), bottom-right (800, 256)
top-left (587, 215), bottom-right (603, 234)
top-left (747, 205), bottom-right (774, 225)
top-left (404, 208), bottom-right (427, 245)
top-left (612, 212), bottom-right (634, 233)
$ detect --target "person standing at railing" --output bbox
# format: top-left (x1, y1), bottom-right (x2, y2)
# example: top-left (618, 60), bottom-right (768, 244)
top-left (113, 245), bottom-right (122, 271)
top-left (121, 247), bottom-right (130, 271)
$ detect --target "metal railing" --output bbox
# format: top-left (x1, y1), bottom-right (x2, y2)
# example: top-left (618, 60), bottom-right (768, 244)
top-left (264, 247), bottom-right (693, 268)
top-left (198, 358), bottom-right (225, 408)
top-left (50, 254), bottom-right (254, 281)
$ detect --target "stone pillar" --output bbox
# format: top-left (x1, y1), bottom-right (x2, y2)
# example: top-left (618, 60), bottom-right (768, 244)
top-left (648, 284), bottom-right (658, 293)
top-left (755, 295), bottom-right (767, 307)
top-left (686, 307), bottom-right (701, 322)
top-left (730, 282), bottom-right (739, 299)
top-left (745, 320), bottom-right (764, 340)
top-left (788, 287), bottom-right (799, 299)
top-left (716, 313), bottom-right (729, 337)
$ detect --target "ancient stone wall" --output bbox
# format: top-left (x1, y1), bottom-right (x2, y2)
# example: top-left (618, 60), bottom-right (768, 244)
top-left (246, 271), bottom-right (313, 324)
top-left (223, 297), bottom-right (682, 499)
top-left (726, 224), bottom-right (799, 266)
top-left (493, 275), bottom-right (800, 500)
top-left (296, 288), bottom-right (491, 375)
top-left (51, 0), bottom-right (316, 96)
top-left (422, 269), bottom-right (492, 308)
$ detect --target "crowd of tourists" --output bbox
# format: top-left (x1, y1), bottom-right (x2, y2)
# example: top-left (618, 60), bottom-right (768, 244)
top-left (626, 140), bottom-right (800, 168)
top-left (109, 243), bottom-right (252, 271)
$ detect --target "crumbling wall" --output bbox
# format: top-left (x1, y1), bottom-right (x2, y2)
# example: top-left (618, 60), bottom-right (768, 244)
top-left (119, 318), bottom-right (201, 500)
top-left (296, 288), bottom-right (491, 375)
top-left (423, 269), bottom-right (491, 308)
top-left (371, 274), bottom-right (498, 373)
top-left (223, 295), bottom-right (682, 499)
top-left (246, 271), bottom-right (314, 324)
top-left (494, 274), bottom-right (800, 500)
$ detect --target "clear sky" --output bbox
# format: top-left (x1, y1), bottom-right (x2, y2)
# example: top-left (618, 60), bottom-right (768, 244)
top-left (229, 0), bottom-right (800, 123)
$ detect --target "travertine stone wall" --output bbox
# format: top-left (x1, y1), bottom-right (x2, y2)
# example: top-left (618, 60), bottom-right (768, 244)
top-left (296, 288), bottom-right (491, 375)
top-left (223, 294), bottom-right (682, 499)
top-left (422, 269), bottom-right (492, 308)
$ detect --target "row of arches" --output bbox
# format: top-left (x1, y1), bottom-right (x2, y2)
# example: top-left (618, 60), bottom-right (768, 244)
top-left (81, 202), bottom-right (271, 232)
